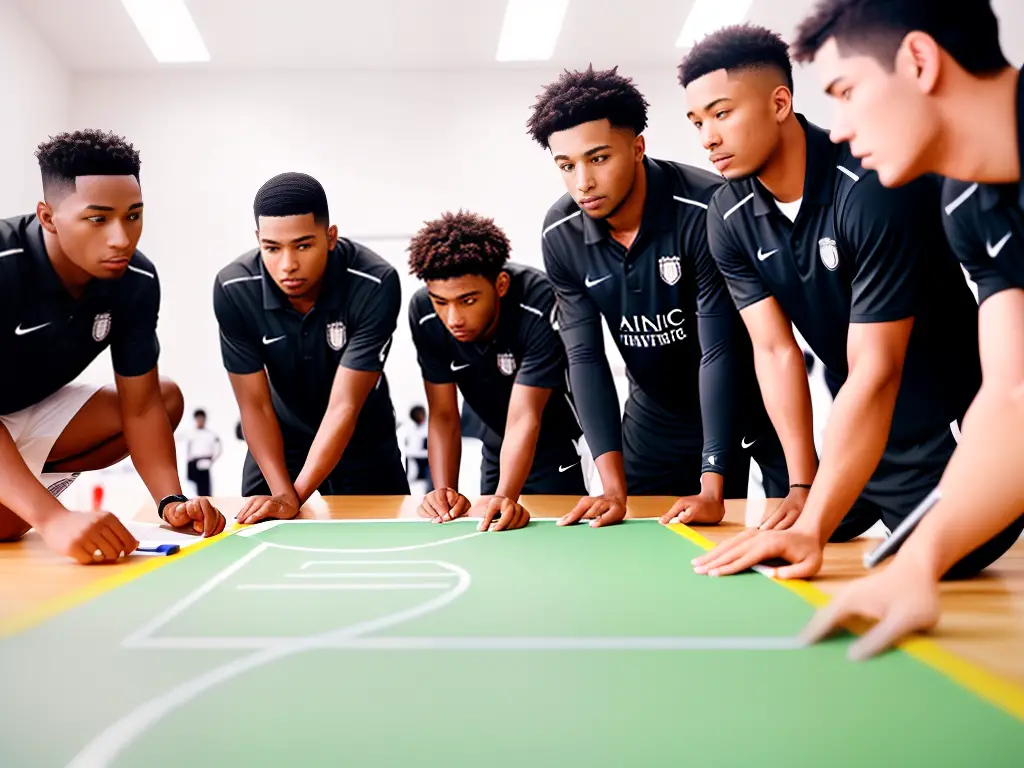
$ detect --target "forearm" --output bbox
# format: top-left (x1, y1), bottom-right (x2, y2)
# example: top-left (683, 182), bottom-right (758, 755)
top-left (240, 401), bottom-right (297, 501)
top-left (0, 425), bottom-right (67, 527)
top-left (897, 383), bottom-right (1024, 578)
top-left (697, 313), bottom-right (737, 486)
top-left (795, 366), bottom-right (901, 544)
top-left (427, 412), bottom-right (461, 490)
top-left (595, 451), bottom-right (627, 499)
top-left (562, 323), bottom-right (622, 459)
top-left (495, 413), bottom-right (543, 501)
top-left (294, 404), bottom-right (360, 504)
top-left (122, 397), bottom-right (184, 501)
top-left (754, 344), bottom-right (818, 485)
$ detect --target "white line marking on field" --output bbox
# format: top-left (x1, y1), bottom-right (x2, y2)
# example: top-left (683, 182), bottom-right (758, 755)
top-left (286, 572), bottom-right (455, 578)
top-left (70, 562), bottom-right (472, 768)
top-left (121, 543), bottom-right (269, 649)
top-left (254, 533), bottom-right (484, 554)
top-left (127, 635), bottom-right (802, 652)
top-left (236, 583), bottom-right (454, 591)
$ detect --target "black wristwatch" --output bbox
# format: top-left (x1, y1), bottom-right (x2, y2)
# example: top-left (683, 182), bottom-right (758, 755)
top-left (158, 494), bottom-right (189, 520)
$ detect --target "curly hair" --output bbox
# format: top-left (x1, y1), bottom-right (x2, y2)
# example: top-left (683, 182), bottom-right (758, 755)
top-left (792, 0), bottom-right (1007, 74)
top-left (677, 24), bottom-right (793, 91)
top-left (526, 65), bottom-right (649, 149)
top-left (35, 129), bottom-right (141, 198)
top-left (408, 211), bottom-right (510, 281)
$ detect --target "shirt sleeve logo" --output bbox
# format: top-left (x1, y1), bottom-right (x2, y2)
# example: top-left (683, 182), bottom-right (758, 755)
top-left (496, 352), bottom-right (517, 376)
top-left (326, 321), bottom-right (346, 351)
top-left (92, 312), bottom-right (112, 342)
top-left (658, 255), bottom-right (682, 286)
top-left (818, 237), bottom-right (840, 271)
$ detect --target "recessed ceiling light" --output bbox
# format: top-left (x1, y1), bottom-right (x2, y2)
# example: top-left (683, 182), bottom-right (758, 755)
top-left (496, 0), bottom-right (570, 62)
top-left (676, 0), bottom-right (754, 49)
top-left (120, 0), bottom-right (210, 63)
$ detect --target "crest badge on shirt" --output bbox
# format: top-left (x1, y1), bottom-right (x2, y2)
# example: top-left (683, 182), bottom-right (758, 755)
top-left (326, 321), bottom-right (346, 351)
top-left (496, 352), bottom-right (517, 376)
top-left (92, 312), bottom-right (111, 342)
top-left (818, 237), bottom-right (840, 271)
top-left (658, 255), bottom-right (682, 286)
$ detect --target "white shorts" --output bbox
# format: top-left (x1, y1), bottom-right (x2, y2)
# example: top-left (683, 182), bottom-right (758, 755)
top-left (0, 384), bottom-right (102, 491)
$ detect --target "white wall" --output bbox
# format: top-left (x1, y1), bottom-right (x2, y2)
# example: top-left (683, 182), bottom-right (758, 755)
top-left (0, 0), bottom-right (70, 214)
top-left (67, 64), bottom-right (845, 495)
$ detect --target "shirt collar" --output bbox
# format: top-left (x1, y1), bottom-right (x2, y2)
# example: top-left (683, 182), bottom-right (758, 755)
top-left (262, 241), bottom-right (345, 312)
top-left (582, 156), bottom-right (674, 246)
top-left (752, 115), bottom-right (834, 217)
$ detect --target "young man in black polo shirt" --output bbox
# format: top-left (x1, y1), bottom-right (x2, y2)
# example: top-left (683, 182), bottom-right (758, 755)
top-left (679, 25), bottom-right (1004, 583)
top-left (530, 66), bottom-right (790, 529)
top-left (214, 172), bottom-right (408, 524)
top-left (0, 130), bottom-right (225, 563)
top-left (789, 0), bottom-right (1024, 658)
top-left (407, 211), bottom-right (587, 531)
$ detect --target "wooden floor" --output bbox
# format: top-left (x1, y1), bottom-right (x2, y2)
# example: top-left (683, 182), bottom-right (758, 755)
top-left (1, 495), bottom-right (1022, 688)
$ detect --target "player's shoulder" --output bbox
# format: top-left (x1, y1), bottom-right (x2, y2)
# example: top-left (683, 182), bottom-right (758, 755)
top-left (344, 238), bottom-right (398, 288)
top-left (651, 157), bottom-right (723, 208)
top-left (123, 249), bottom-right (159, 285)
top-left (708, 178), bottom-right (755, 223)
top-left (507, 261), bottom-right (555, 309)
top-left (0, 214), bottom-right (41, 272)
top-left (542, 194), bottom-right (584, 242)
top-left (941, 177), bottom-right (984, 221)
top-left (215, 248), bottom-right (261, 285)
top-left (213, 248), bottom-right (263, 305)
top-left (408, 285), bottom-right (437, 325)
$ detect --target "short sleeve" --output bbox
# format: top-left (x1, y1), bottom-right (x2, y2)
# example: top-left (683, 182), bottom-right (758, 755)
top-left (110, 266), bottom-right (161, 377)
top-left (706, 192), bottom-right (771, 310)
top-left (514, 282), bottom-right (565, 390)
top-left (840, 173), bottom-right (924, 324)
top-left (408, 296), bottom-right (455, 384)
top-left (213, 277), bottom-right (264, 375)
top-left (341, 269), bottom-right (400, 372)
top-left (942, 183), bottom-right (1017, 306)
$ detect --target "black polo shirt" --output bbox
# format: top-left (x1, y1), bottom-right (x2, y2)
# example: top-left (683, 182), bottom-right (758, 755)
top-left (541, 156), bottom-right (761, 475)
top-left (708, 117), bottom-right (981, 441)
top-left (213, 238), bottom-right (401, 446)
top-left (941, 66), bottom-right (1024, 304)
top-left (408, 262), bottom-right (581, 459)
top-left (0, 214), bottom-right (160, 416)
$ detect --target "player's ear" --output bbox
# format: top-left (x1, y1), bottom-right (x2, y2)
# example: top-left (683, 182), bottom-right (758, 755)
top-left (772, 84), bottom-right (793, 124)
top-left (36, 200), bottom-right (57, 234)
top-left (495, 270), bottom-right (511, 298)
top-left (899, 31), bottom-right (941, 95)
top-left (634, 133), bottom-right (646, 162)
top-left (327, 224), bottom-right (339, 250)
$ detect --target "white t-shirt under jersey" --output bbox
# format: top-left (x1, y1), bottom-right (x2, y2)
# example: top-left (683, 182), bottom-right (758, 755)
top-left (775, 197), bottom-right (802, 222)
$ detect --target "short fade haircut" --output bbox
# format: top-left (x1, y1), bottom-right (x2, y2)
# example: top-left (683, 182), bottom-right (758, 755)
top-left (35, 129), bottom-right (141, 201)
top-left (253, 172), bottom-right (330, 226)
top-left (408, 211), bottom-right (510, 282)
top-left (194, 408), bottom-right (206, 419)
top-left (678, 24), bottom-right (794, 91)
top-left (792, 0), bottom-right (1008, 74)
top-left (526, 65), bottom-right (649, 150)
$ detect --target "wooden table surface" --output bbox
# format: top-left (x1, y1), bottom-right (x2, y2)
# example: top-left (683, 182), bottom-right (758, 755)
top-left (2, 495), bottom-right (1022, 688)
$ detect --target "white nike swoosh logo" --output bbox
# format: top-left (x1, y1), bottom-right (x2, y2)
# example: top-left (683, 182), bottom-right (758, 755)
top-left (263, 335), bottom-right (286, 345)
top-left (558, 463), bottom-right (579, 472)
top-left (757, 248), bottom-right (778, 261)
top-left (584, 275), bottom-right (612, 288)
top-left (987, 231), bottom-right (1012, 258)
top-left (14, 322), bottom-right (52, 336)
top-left (450, 362), bottom-right (471, 371)
top-left (741, 437), bottom-right (757, 449)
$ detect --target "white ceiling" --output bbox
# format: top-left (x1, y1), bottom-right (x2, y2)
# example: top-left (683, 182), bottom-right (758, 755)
top-left (13, 0), bottom-right (1024, 73)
